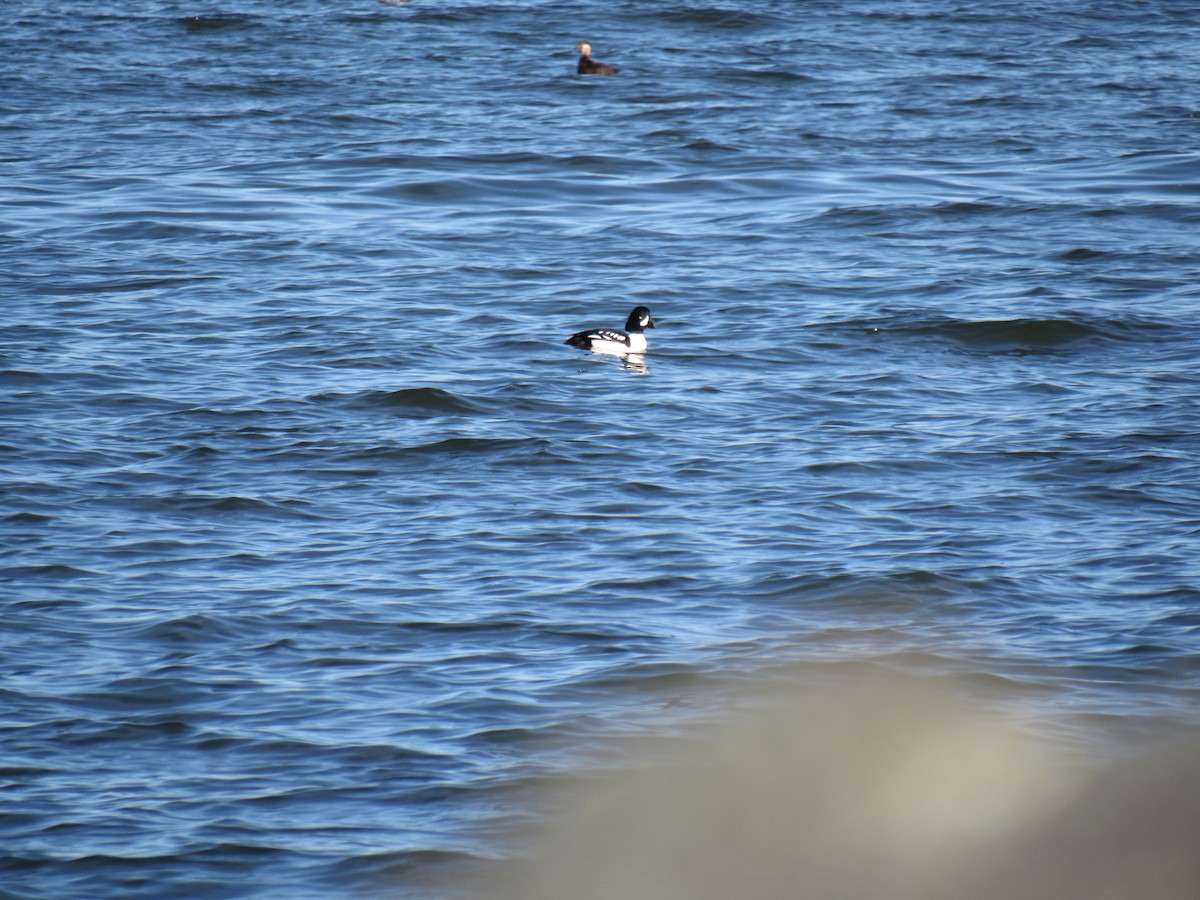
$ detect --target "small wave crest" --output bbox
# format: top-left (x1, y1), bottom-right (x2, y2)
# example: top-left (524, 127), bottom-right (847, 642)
top-left (309, 386), bottom-right (486, 415)
top-left (178, 15), bottom-right (257, 32)
top-left (882, 314), bottom-right (1171, 351)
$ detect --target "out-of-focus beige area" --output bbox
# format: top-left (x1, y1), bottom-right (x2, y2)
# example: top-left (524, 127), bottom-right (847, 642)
top-left (456, 672), bottom-right (1200, 900)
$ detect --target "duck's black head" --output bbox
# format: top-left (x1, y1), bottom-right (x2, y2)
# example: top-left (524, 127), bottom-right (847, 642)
top-left (626, 306), bottom-right (655, 333)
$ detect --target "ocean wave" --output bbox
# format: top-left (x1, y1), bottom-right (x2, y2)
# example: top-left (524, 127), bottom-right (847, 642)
top-left (308, 386), bottom-right (486, 415)
top-left (839, 312), bottom-right (1179, 352)
top-left (178, 15), bottom-right (258, 33)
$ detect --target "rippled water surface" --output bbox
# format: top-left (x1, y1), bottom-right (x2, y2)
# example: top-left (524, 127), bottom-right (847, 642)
top-left (4, 1), bottom-right (1200, 896)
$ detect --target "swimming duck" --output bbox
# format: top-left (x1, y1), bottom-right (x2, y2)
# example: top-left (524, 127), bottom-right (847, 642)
top-left (576, 40), bottom-right (618, 75)
top-left (565, 306), bottom-right (655, 354)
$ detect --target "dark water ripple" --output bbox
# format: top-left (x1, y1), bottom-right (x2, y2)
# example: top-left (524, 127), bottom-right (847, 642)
top-left (4, 0), bottom-right (1200, 896)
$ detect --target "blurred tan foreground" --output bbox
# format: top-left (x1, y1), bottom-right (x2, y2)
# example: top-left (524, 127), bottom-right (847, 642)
top-left (457, 671), bottom-right (1200, 900)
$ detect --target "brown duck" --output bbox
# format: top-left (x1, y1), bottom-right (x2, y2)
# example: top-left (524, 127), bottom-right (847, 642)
top-left (576, 40), bottom-right (618, 75)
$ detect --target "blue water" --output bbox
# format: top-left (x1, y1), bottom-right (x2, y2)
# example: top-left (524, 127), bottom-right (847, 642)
top-left (4, 1), bottom-right (1200, 896)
